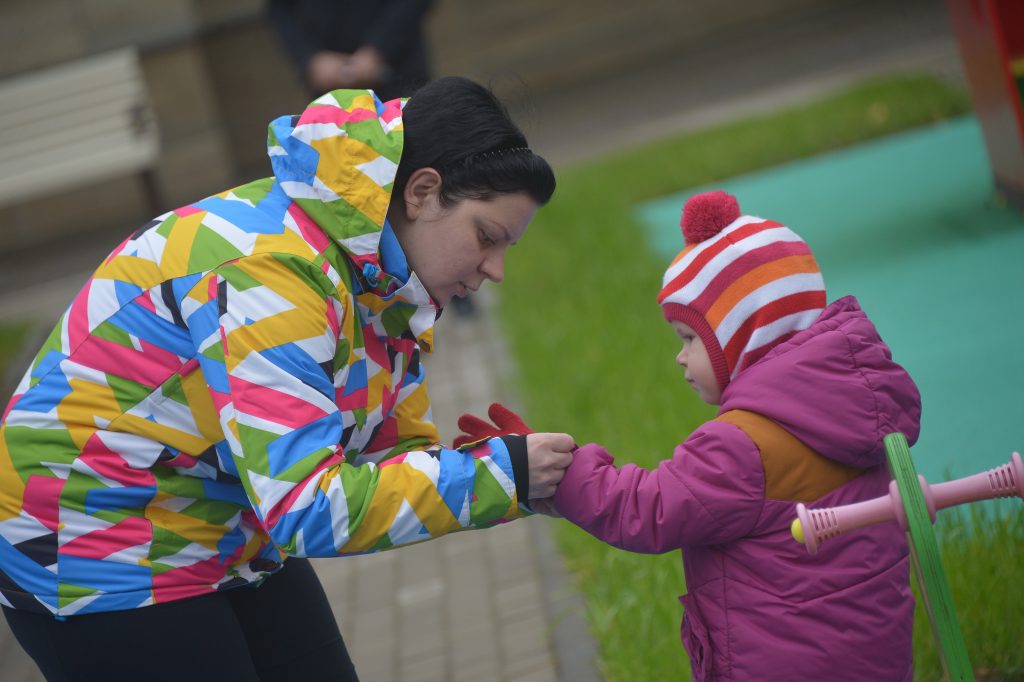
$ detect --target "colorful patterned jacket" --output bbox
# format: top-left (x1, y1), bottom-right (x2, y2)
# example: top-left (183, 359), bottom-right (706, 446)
top-left (0, 90), bottom-right (529, 617)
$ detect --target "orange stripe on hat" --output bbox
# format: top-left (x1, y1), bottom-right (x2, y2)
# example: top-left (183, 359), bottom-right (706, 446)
top-left (685, 239), bottom-right (816, 315)
top-left (705, 254), bottom-right (821, 328)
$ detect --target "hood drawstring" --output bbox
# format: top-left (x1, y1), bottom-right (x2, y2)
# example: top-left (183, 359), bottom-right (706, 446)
top-left (362, 263), bottom-right (382, 287)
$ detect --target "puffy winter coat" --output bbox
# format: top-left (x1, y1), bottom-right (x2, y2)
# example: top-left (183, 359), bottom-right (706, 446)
top-left (554, 296), bottom-right (921, 681)
top-left (0, 90), bottom-right (528, 617)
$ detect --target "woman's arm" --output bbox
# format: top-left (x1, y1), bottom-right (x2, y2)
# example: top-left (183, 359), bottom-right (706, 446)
top-left (189, 252), bottom-right (541, 556)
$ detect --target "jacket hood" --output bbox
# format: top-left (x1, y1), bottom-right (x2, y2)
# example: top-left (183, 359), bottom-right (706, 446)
top-left (719, 296), bottom-right (921, 468)
top-left (267, 89), bottom-right (438, 349)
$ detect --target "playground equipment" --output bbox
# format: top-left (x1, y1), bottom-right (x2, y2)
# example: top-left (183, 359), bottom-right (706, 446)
top-left (790, 434), bottom-right (1023, 682)
top-left (948, 0), bottom-right (1024, 210)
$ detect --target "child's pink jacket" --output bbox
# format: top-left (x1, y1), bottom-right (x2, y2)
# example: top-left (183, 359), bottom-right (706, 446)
top-left (554, 296), bottom-right (922, 681)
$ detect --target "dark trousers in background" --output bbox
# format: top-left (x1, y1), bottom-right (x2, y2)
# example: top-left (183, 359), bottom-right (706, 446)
top-left (3, 557), bottom-right (358, 682)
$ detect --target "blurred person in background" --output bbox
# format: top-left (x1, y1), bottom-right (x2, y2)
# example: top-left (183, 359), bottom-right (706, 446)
top-left (0, 76), bottom-right (571, 682)
top-left (268, 0), bottom-right (479, 316)
top-left (269, 0), bottom-right (433, 106)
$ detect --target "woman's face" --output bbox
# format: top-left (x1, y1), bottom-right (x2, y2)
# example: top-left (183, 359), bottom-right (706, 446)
top-left (391, 169), bottom-right (538, 308)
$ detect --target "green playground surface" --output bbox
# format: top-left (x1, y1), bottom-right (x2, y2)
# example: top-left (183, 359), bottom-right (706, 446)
top-left (636, 115), bottom-right (1024, 485)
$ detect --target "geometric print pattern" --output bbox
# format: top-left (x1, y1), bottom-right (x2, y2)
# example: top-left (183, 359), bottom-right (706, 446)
top-left (0, 89), bottom-right (526, 617)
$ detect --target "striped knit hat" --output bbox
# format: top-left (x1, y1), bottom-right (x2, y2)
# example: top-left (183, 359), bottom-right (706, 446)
top-left (657, 190), bottom-right (826, 392)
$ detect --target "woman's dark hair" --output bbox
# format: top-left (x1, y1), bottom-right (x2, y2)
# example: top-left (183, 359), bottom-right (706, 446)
top-left (394, 76), bottom-right (556, 208)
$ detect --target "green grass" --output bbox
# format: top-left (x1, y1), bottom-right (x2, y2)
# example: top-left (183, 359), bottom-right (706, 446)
top-left (491, 73), bottom-right (1024, 680)
top-left (0, 322), bottom-right (31, 383)
top-left (912, 503), bottom-right (1024, 681)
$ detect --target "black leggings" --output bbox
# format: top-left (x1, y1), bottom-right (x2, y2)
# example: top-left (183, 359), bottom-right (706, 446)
top-left (2, 558), bottom-right (358, 682)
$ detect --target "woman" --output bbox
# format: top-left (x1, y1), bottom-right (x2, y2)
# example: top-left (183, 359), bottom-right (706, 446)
top-left (0, 77), bottom-right (573, 681)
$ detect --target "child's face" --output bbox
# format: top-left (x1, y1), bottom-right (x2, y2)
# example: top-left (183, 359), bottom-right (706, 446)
top-left (671, 321), bottom-right (722, 405)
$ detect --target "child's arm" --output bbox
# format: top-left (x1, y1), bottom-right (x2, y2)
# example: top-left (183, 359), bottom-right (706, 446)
top-left (551, 421), bottom-right (765, 553)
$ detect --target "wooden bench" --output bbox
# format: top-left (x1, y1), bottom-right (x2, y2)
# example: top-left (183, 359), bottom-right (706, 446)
top-left (0, 48), bottom-right (160, 211)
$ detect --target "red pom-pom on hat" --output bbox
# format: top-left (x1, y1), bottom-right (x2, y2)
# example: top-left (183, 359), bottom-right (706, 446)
top-left (681, 191), bottom-right (741, 244)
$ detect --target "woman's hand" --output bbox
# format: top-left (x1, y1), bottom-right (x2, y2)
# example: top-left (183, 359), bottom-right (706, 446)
top-left (347, 46), bottom-right (389, 87)
top-left (526, 432), bottom-right (575, 499)
top-left (307, 47), bottom-right (390, 93)
top-left (307, 50), bottom-right (351, 92)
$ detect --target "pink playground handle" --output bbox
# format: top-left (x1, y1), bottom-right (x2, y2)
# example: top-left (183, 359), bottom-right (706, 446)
top-left (794, 452), bottom-right (1024, 554)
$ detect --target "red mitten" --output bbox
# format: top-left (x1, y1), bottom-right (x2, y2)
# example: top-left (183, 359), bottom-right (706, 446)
top-left (453, 402), bottom-right (533, 448)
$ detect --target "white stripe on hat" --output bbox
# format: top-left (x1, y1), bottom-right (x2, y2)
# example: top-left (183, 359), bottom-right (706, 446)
top-left (728, 308), bottom-right (823, 377)
top-left (715, 272), bottom-right (826, 349)
top-left (662, 215), bottom-right (764, 287)
top-left (662, 224), bottom-right (805, 305)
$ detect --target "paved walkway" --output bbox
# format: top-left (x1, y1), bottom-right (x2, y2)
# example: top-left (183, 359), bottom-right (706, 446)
top-left (0, 2), bottom-right (965, 679)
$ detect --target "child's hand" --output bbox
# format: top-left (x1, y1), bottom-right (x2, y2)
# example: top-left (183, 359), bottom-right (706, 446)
top-left (454, 402), bottom-right (533, 447)
top-left (526, 433), bottom-right (575, 499)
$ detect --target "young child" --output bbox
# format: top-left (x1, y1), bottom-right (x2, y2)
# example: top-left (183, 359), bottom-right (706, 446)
top-left (459, 190), bottom-right (922, 681)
